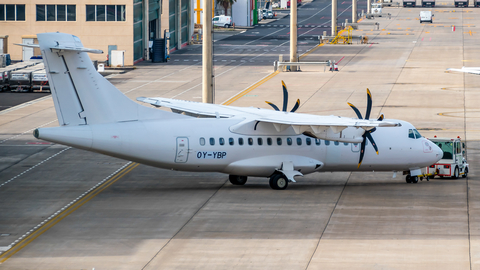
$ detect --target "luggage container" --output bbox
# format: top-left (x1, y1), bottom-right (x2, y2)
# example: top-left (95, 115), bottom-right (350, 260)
top-left (31, 64), bottom-right (49, 92)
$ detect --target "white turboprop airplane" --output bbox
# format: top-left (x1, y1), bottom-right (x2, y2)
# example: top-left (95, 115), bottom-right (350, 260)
top-left (447, 67), bottom-right (480, 75)
top-left (20, 33), bottom-right (443, 190)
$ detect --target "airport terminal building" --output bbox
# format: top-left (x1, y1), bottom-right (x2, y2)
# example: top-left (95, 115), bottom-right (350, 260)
top-left (0, 0), bottom-right (193, 65)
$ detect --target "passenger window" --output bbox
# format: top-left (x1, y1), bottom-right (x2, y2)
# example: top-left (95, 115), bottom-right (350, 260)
top-left (334, 141), bottom-right (339, 146)
top-left (408, 129), bottom-right (415, 139)
top-left (315, 139), bottom-right (321, 145)
top-left (219, 138), bottom-right (225, 145)
top-left (297, 138), bottom-right (302, 145)
top-left (267, 138), bottom-right (272, 145)
top-left (239, 138), bottom-right (244, 145)
top-left (209, 138), bottom-right (215, 145)
top-left (229, 138), bottom-right (234, 146)
top-left (325, 140), bottom-right (330, 145)
top-left (306, 138), bottom-right (311, 145)
top-left (248, 138), bottom-right (253, 145)
top-left (287, 137), bottom-right (292, 145)
top-left (277, 138), bottom-right (282, 145)
top-left (200, 137), bottom-right (205, 146)
top-left (258, 138), bottom-right (263, 145)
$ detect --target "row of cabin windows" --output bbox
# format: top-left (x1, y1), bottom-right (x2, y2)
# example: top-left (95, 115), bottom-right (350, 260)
top-left (199, 137), bottom-right (359, 147)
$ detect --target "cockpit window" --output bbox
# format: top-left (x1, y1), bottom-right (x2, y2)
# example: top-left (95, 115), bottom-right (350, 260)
top-left (408, 129), bottom-right (422, 139)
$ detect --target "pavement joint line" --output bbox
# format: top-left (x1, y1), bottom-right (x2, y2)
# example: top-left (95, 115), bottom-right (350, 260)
top-left (0, 119), bottom-right (57, 144)
top-left (0, 95), bottom-right (52, 116)
top-left (0, 162), bottom-right (138, 263)
top-left (0, 147), bottom-right (71, 189)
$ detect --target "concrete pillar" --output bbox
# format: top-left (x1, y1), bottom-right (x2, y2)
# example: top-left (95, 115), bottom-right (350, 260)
top-left (331, 0), bottom-right (337, 36)
top-left (290, 0), bottom-right (297, 71)
top-left (203, 0), bottom-right (214, 103)
top-left (177, 0), bottom-right (182, 50)
top-left (352, 0), bottom-right (357, 23)
top-left (367, 0), bottom-right (371, 15)
top-left (143, 0), bottom-right (150, 60)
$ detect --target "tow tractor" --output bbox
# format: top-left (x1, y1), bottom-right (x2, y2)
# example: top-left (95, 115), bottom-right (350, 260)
top-left (425, 136), bottom-right (469, 179)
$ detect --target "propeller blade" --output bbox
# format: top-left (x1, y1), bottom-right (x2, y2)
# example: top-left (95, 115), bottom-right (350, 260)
top-left (265, 101), bottom-right (280, 111)
top-left (365, 132), bottom-right (379, 155)
top-left (365, 88), bottom-right (372, 120)
top-left (377, 113), bottom-right (384, 121)
top-left (282, 80), bottom-right (288, 112)
top-left (358, 136), bottom-right (366, 168)
top-left (347, 102), bottom-right (363, 119)
top-left (290, 99), bottom-right (300, 112)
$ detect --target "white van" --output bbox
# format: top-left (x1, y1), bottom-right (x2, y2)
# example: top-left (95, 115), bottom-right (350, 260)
top-left (420, 11), bottom-right (433, 23)
top-left (212, 15), bottom-right (232, 28)
top-left (371, 3), bottom-right (382, 15)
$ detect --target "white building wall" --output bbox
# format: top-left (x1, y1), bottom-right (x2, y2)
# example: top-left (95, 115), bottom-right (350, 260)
top-left (231, 0), bottom-right (252, 27)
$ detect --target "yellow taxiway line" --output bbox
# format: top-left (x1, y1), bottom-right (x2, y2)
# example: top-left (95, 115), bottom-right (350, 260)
top-left (0, 162), bottom-right (139, 263)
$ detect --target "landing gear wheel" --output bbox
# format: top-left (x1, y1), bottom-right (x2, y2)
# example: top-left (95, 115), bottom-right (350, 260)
top-left (269, 173), bottom-right (288, 190)
top-left (411, 176), bottom-right (419, 184)
top-left (463, 168), bottom-right (468, 178)
top-left (406, 175), bottom-right (412, 183)
top-left (229, 175), bottom-right (247, 185)
top-left (452, 167), bottom-right (459, 179)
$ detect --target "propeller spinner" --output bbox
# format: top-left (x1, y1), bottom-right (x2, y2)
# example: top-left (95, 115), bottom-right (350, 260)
top-left (266, 81), bottom-right (300, 112)
top-left (347, 89), bottom-right (383, 168)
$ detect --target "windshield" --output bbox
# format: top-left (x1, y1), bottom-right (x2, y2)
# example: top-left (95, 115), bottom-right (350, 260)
top-left (433, 141), bottom-right (454, 159)
top-left (408, 129), bottom-right (423, 139)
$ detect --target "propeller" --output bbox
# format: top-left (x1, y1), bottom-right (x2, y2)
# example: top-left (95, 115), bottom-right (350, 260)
top-left (347, 89), bottom-right (383, 168)
top-left (266, 81), bottom-right (300, 112)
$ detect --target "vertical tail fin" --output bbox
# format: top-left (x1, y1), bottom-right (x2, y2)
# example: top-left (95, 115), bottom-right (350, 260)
top-left (37, 32), bottom-right (161, 126)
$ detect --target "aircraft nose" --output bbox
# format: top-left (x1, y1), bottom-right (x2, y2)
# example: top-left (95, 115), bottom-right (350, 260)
top-left (433, 143), bottom-right (443, 162)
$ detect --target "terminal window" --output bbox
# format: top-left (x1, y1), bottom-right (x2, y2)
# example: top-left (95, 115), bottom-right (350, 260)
top-left (36, 5), bottom-right (76, 21)
top-left (86, 5), bottom-right (126, 21)
top-left (0, 4), bottom-right (25, 21)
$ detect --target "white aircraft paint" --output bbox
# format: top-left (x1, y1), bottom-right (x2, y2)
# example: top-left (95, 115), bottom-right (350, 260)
top-left (24, 33), bottom-right (442, 190)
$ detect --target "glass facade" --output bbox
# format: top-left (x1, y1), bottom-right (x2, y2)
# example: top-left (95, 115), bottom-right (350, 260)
top-left (133, 2), bottom-right (143, 61)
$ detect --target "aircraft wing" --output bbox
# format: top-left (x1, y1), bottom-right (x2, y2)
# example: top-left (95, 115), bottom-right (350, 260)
top-left (447, 67), bottom-right (480, 75)
top-left (138, 97), bottom-right (400, 143)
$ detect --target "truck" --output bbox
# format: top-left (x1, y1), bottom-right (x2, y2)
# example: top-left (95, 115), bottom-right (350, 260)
top-left (454, 0), bottom-right (468, 7)
top-left (371, 3), bottom-right (383, 16)
top-left (420, 11), bottom-right (433, 23)
top-left (403, 0), bottom-right (416, 7)
top-left (426, 137), bottom-right (469, 179)
top-left (421, 0), bottom-right (435, 6)
top-left (475, 0), bottom-right (480, 7)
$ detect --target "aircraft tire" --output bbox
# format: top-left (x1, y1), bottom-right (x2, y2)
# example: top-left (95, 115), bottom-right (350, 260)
top-left (229, 175), bottom-right (248, 185)
top-left (411, 176), bottom-right (419, 184)
top-left (405, 175), bottom-right (412, 183)
top-left (452, 167), bottom-right (459, 179)
top-left (269, 173), bottom-right (288, 190)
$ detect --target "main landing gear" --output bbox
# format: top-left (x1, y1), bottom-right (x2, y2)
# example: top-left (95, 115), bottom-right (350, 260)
top-left (229, 175), bottom-right (247, 185)
top-left (405, 175), bottom-right (419, 184)
top-left (269, 173), bottom-right (288, 190)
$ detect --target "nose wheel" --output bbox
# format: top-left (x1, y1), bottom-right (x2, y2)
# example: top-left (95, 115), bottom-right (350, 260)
top-left (405, 175), bottom-right (418, 184)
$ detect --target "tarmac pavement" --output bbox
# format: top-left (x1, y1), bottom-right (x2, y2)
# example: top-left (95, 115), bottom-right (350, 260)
top-left (1, 4), bottom-right (480, 269)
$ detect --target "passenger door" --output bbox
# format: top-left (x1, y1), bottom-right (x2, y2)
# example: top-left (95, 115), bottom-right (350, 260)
top-left (175, 137), bottom-right (189, 163)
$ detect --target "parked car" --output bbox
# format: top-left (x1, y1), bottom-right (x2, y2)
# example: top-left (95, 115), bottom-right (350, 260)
top-left (212, 15), bottom-right (232, 28)
top-left (287, 0), bottom-right (302, 8)
top-left (262, 10), bottom-right (274, 19)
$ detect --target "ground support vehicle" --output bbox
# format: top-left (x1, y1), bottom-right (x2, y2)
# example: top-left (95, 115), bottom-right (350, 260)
top-left (426, 137), bottom-right (469, 179)
top-left (475, 0), bottom-right (480, 7)
top-left (420, 11), bottom-right (433, 23)
top-left (421, 0), bottom-right (435, 6)
top-left (455, 0), bottom-right (468, 7)
top-left (403, 0), bottom-right (416, 7)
